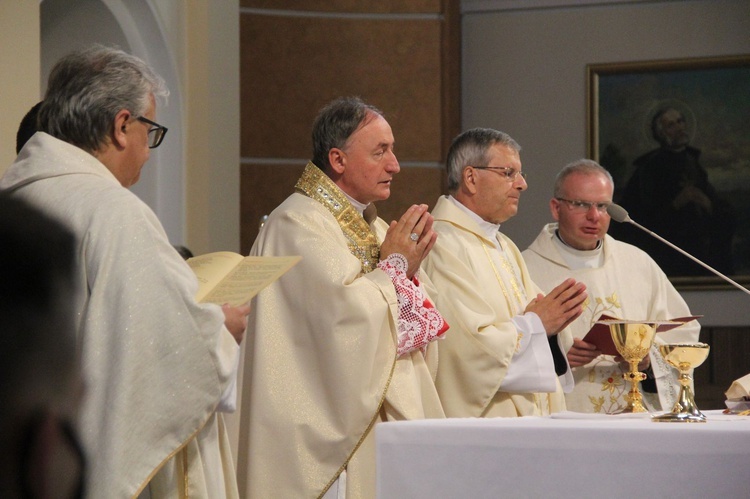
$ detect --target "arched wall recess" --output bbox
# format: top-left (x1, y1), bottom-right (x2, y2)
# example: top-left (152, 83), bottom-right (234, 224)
top-left (40, 0), bottom-right (185, 243)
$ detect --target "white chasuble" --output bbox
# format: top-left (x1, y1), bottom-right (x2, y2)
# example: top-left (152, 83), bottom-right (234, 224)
top-left (423, 196), bottom-right (571, 418)
top-left (523, 223), bottom-right (700, 413)
top-left (234, 163), bottom-right (444, 499)
top-left (1, 133), bottom-right (240, 498)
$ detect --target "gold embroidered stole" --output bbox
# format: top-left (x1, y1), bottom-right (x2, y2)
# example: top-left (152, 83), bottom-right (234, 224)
top-left (296, 163), bottom-right (396, 494)
top-left (295, 162), bottom-right (380, 274)
top-left (481, 232), bottom-right (551, 412)
top-left (479, 233), bottom-right (526, 316)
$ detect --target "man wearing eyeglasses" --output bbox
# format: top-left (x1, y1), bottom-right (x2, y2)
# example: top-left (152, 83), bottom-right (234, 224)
top-left (1, 45), bottom-right (249, 498)
top-left (423, 128), bottom-right (587, 417)
top-left (522, 159), bottom-right (700, 414)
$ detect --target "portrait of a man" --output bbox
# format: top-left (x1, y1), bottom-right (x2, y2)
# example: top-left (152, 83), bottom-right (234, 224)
top-left (611, 105), bottom-right (736, 277)
top-left (589, 56), bottom-right (750, 284)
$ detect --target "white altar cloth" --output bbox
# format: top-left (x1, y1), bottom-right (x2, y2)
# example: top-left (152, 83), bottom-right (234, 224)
top-left (376, 410), bottom-right (750, 498)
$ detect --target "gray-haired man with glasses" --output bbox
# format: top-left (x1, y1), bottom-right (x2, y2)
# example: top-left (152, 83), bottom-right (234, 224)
top-left (1, 45), bottom-right (249, 498)
top-left (423, 128), bottom-right (587, 418)
top-left (523, 159), bottom-right (699, 414)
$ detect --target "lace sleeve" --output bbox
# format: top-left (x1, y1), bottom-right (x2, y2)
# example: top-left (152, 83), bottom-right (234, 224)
top-left (377, 253), bottom-right (449, 357)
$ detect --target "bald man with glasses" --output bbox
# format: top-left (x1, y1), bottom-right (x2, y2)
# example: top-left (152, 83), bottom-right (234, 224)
top-left (423, 128), bottom-right (587, 418)
top-left (523, 159), bottom-right (700, 414)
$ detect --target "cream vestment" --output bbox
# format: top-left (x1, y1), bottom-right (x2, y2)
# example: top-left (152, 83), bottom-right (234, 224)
top-left (235, 164), bottom-right (445, 498)
top-left (523, 223), bottom-right (700, 413)
top-left (1, 133), bottom-right (239, 498)
top-left (423, 196), bottom-right (572, 418)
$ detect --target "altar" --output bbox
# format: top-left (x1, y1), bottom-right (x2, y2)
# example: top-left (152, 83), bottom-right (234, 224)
top-left (376, 411), bottom-right (750, 498)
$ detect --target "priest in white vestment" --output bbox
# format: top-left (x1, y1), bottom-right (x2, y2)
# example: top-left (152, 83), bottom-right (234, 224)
top-left (423, 128), bottom-right (586, 418)
top-left (0, 46), bottom-right (249, 498)
top-left (522, 159), bottom-right (700, 413)
top-left (235, 97), bottom-right (447, 498)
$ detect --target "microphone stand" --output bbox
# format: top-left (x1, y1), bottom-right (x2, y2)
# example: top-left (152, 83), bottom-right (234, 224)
top-left (608, 204), bottom-right (750, 297)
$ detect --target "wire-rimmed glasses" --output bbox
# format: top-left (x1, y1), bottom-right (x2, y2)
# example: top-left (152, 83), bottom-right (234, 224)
top-left (472, 166), bottom-right (527, 182)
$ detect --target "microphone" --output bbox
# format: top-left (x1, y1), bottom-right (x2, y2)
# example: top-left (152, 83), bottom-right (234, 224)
top-left (606, 203), bottom-right (750, 296)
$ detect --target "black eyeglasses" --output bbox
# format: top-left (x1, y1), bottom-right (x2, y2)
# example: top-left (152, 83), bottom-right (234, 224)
top-left (556, 197), bottom-right (610, 213)
top-left (472, 166), bottom-right (527, 182)
top-left (136, 116), bottom-right (168, 149)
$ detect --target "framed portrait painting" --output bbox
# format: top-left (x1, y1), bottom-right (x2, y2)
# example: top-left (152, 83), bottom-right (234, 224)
top-left (587, 55), bottom-right (750, 290)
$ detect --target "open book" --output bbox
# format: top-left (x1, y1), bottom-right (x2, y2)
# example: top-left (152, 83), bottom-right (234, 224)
top-left (583, 314), bottom-right (702, 356)
top-left (187, 251), bottom-right (301, 307)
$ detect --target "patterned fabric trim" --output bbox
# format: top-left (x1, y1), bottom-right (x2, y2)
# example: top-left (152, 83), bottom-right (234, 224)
top-left (377, 253), bottom-right (448, 356)
top-left (296, 162), bottom-right (380, 274)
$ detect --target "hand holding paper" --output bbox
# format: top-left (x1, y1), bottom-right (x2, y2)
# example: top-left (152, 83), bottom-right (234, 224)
top-left (188, 251), bottom-right (301, 307)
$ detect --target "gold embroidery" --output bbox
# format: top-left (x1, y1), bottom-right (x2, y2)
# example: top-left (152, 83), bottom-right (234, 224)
top-left (600, 372), bottom-right (622, 394)
top-left (531, 393), bottom-right (552, 415)
top-left (295, 163), bottom-right (397, 498)
top-left (585, 291), bottom-right (622, 330)
top-left (578, 291), bottom-right (629, 413)
top-left (583, 359), bottom-right (628, 414)
top-left (481, 235), bottom-right (551, 413)
top-left (496, 248), bottom-right (526, 309)
top-left (479, 236), bottom-right (525, 315)
top-left (589, 395), bottom-right (605, 413)
top-left (606, 292), bottom-right (621, 308)
top-left (182, 446), bottom-right (189, 498)
top-left (296, 162), bottom-right (381, 274)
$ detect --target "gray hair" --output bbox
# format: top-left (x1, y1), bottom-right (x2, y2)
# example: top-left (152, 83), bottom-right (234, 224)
top-left (38, 44), bottom-right (168, 153)
top-left (446, 128), bottom-right (521, 192)
top-left (311, 96), bottom-right (383, 172)
top-left (553, 159), bottom-right (613, 198)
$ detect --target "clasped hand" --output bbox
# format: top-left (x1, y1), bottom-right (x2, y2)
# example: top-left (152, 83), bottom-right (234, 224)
top-left (524, 278), bottom-right (587, 337)
top-left (380, 204), bottom-right (437, 279)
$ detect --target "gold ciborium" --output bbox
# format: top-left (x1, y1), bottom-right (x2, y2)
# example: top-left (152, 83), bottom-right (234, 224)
top-left (652, 342), bottom-right (710, 423)
top-left (602, 320), bottom-right (660, 413)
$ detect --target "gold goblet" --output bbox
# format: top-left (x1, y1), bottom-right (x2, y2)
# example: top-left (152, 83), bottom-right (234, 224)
top-left (652, 342), bottom-right (710, 423)
top-left (602, 321), bottom-right (660, 413)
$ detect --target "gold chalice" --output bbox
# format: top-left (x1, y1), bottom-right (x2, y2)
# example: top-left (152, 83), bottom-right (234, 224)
top-left (652, 342), bottom-right (710, 423)
top-left (602, 320), bottom-right (660, 413)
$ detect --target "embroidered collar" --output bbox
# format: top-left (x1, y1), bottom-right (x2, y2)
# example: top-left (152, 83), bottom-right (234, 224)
top-left (295, 162), bottom-right (381, 273)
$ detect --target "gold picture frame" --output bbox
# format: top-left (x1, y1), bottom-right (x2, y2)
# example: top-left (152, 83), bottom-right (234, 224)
top-left (587, 55), bottom-right (750, 290)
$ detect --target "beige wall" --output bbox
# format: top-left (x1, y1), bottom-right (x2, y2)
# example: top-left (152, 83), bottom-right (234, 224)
top-left (0, 1), bottom-right (40, 172)
top-left (184, 1), bottom-right (241, 254)
top-left (0, 1), bottom-right (240, 255)
top-left (237, 1), bottom-right (461, 253)
top-left (5, 0), bottom-right (747, 322)
top-left (461, 0), bottom-right (750, 326)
